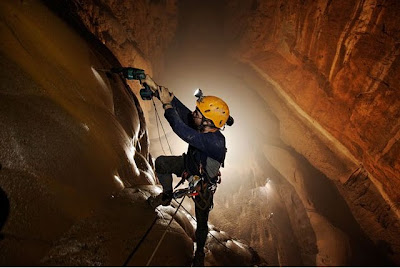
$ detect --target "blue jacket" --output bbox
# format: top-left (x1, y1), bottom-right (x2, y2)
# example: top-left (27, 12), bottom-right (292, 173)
top-left (164, 96), bottom-right (226, 176)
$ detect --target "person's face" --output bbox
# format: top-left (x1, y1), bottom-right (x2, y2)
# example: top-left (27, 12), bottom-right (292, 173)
top-left (192, 108), bottom-right (203, 127)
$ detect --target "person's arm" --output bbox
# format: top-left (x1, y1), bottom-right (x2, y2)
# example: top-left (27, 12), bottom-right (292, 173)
top-left (164, 108), bottom-right (224, 160)
top-left (142, 74), bottom-right (192, 122)
top-left (158, 86), bottom-right (193, 124)
top-left (171, 96), bottom-right (192, 124)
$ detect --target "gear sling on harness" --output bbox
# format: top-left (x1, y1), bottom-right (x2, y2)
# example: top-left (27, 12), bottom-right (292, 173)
top-left (174, 147), bottom-right (223, 211)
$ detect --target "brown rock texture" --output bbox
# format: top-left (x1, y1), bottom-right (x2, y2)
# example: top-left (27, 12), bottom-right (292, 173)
top-left (0, 1), bottom-right (263, 266)
top-left (64, 0), bottom-right (177, 70)
top-left (222, 0), bottom-right (400, 264)
top-left (55, 0), bottom-right (179, 135)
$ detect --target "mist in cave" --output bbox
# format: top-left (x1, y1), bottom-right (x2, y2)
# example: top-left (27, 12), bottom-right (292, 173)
top-left (150, 0), bottom-right (397, 266)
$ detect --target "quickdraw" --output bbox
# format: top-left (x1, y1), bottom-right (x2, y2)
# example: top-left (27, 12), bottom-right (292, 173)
top-left (173, 174), bottom-right (202, 199)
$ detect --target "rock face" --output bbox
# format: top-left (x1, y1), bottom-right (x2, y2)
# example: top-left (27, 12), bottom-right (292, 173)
top-left (59, 0), bottom-right (178, 74)
top-left (53, 0), bottom-right (179, 144)
top-left (0, 1), bottom-right (263, 266)
top-left (2, 0), bottom-right (399, 266)
top-left (222, 0), bottom-right (400, 264)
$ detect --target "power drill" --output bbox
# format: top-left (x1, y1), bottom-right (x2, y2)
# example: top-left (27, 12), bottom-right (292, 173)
top-left (100, 67), bottom-right (159, 100)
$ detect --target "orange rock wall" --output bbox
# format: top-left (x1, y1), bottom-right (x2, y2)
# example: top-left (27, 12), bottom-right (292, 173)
top-left (224, 0), bottom-right (400, 213)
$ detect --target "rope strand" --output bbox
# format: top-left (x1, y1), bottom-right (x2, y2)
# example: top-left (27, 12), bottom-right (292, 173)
top-left (171, 198), bottom-right (235, 253)
top-left (122, 214), bottom-right (159, 266)
top-left (146, 196), bottom-right (186, 266)
top-left (152, 99), bottom-right (173, 155)
top-left (152, 99), bottom-right (167, 155)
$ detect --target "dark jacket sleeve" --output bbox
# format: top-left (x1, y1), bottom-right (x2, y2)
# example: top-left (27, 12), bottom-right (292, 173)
top-left (171, 96), bottom-right (191, 124)
top-left (164, 108), bottom-right (225, 162)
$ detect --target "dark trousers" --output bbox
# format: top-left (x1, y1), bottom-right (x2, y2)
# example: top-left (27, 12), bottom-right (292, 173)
top-left (155, 155), bottom-right (213, 253)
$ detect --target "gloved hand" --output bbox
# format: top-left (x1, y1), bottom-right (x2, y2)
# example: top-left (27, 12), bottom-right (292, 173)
top-left (141, 74), bottom-right (158, 92)
top-left (159, 86), bottom-right (174, 105)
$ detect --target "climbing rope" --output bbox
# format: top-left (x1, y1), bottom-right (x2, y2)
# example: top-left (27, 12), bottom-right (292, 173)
top-left (152, 99), bottom-right (167, 155)
top-left (171, 198), bottom-right (235, 254)
top-left (146, 196), bottom-right (186, 266)
top-left (122, 197), bottom-right (185, 266)
top-left (122, 214), bottom-right (158, 266)
top-left (152, 99), bottom-right (173, 155)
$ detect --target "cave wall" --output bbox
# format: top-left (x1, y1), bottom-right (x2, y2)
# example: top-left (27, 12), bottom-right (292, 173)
top-left (224, 0), bottom-right (400, 209)
top-left (61, 0), bottom-right (178, 74)
top-left (222, 0), bottom-right (400, 264)
top-left (0, 1), bottom-right (264, 266)
top-left (54, 0), bottom-right (179, 146)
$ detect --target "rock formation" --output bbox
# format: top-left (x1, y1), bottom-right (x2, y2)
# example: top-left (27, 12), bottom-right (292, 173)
top-left (220, 0), bottom-right (400, 265)
top-left (1, 0), bottom-right (399, 266)
top-left (0, 1), bottom-right (263, 266)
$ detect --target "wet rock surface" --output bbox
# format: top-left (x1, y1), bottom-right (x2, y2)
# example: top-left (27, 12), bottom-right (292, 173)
top-left (2, 0), bottom-right (399, 266)
top-left (0, 1), bottom-right (264, 266)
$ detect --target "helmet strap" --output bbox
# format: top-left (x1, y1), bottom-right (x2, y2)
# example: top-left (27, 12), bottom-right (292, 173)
top-left (200, 119), bottom-right (219, 133)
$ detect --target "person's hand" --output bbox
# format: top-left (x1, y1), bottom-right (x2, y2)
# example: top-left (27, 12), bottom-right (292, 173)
top-left (159, 86), bottom-right (174, 105)
top-left (141, 74), bottom-right (158, 91)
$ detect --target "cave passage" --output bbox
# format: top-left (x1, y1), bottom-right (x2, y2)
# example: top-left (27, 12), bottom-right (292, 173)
top-left (1, 0), bottom-right (399, 266)
top-left (151, 0), bottom-right (395, 266)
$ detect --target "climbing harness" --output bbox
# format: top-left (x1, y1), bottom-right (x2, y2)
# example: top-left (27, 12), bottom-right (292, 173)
top-left (173, 174), bottom-right (202, 199)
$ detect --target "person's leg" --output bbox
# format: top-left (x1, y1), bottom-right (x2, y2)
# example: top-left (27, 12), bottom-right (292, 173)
top-left (148, 155), bottom-right (184, 207)
top-left (193, 190), bottom-right (213, 266)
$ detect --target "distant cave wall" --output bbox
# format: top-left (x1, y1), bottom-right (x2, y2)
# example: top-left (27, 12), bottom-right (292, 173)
top-left (222, 0), bottom-right (400, 264)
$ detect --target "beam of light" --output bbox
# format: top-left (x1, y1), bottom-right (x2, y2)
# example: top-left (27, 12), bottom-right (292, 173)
top-left (124, 140), bottom-right (140, 176)
top-left (90, 66), bottom-right (109, 92)
top-left (113, 174), bottom-right (124, 189)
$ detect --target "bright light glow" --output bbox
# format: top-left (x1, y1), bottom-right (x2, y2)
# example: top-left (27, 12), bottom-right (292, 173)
top-left (124, 141), bottom-right (140, 176)
top-left (194, 88), bottom-right (203, 98)
top-left (268, 212), bottom-right (274, 220)
top-left (113, 175), bottom-right (124, 189)
top-left (258, 182), bottom-right (270, 197)
top-left (125, 143), bottom-right (135, 164)
top-left (81, 123), bottom-right (90, 132)
top-left (149, 21), bottom-right (277, 202)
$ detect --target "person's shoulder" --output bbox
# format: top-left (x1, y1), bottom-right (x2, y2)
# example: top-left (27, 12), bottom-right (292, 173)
top-left (208, 130), bottom-right (225, 140)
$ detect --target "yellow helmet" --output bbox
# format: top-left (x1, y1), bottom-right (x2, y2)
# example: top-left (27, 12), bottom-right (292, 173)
top-left (196, 96), bottom-right (230, 128)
